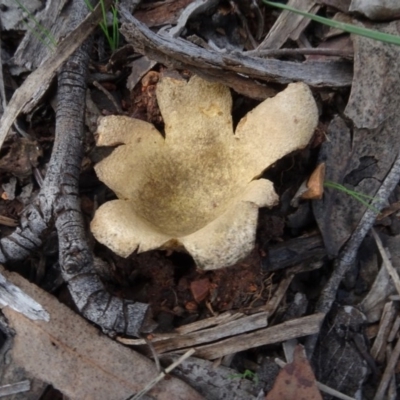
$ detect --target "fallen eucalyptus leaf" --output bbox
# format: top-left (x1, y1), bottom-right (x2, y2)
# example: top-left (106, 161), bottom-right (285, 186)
top-left (349, 0), bottom-right (400, 20)
top-left (91, 75), bottom-right (318, 270)
top-left (266, 345), bottom-right (322, 400)
top-left (0, 267), bottom-right (203, 400)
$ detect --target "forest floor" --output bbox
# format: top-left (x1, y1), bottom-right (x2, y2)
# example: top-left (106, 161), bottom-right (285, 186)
top-left (1, 0), bottom-right (400, 399)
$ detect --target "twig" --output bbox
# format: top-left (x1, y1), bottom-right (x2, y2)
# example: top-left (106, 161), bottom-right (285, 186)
top-left (144, 336), bottom-right (162, 373)
top-left (126, 348), bottom-right (196, 400)
top-left (0, 0), bottom-right (148, 336)
top-left (50, 2), bottom-right (147, 336)
top-left (306, 152), bottom-right (400, 356)
top-left (0, 272), bottom-right (49, 321)
top-left (373, 336), bottom-right (400, 400)
top-left (186, 313), bottom-right (324, 360)
top-left (0, 216), bottom-right (18, 227)
top-left (0, 380), bottom-right (30, 397)
top-left (0, 32), bottom-right (6, 114)
top-left (118, 5), bottom-right (353, 93)
top-left (370, 302), bottom-right (396, 363)
top-left (92, 80), bottom-right (124, 114)
top-left (168, 0), bottom-right (219, 38)
top-left (0, 0), bottom-right (114, 151)
top-left (372, 229), bottom-right (400, 296)
top-left (245, 48), bottom-right (353, 59)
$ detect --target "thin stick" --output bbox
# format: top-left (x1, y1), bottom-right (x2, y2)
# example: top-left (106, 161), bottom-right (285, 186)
top-left (373, 337), bottom-right (400, 400)
top-left (0, 0), bottom-right (114, 151)
top-left (0, 380), bottom-right (30, 396)
top-left (306, 152), bottom-right (400, 356)
top-left (126, 348), bottom-right (196, 400)
top-left (372, 229), bottom-right (400, 297)
top-left (245, 48), bottom-right (353, 59)
top-left (92, 80), bottom-right (124, 114)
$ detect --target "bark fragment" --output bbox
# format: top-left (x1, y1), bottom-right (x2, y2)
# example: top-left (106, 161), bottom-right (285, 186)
top-left (0, 0), bottom-right (148, 336)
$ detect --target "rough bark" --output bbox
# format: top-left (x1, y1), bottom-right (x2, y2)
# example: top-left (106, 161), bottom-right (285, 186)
top-left (119, 6), bottom-right (353, 93)
top-left (0, 0), bottom-right (148, 336)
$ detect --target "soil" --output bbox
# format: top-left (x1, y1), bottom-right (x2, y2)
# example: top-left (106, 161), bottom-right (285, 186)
top-left (1, 1), bottom-right (400, 399)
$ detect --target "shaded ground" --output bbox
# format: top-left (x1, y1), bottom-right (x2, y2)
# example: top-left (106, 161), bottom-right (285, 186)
top-left (1, 0), bottom-right (400, 399)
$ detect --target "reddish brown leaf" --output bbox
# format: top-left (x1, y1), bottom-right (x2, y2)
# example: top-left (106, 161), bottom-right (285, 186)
top-left (265, 345), bottom-right (322, 400)
top-left (134, 0), bottom-right (195, 27)
top-left (190, 278), bottom-right (211, 303)
top-left (301, 163), bottom-right (325, 200)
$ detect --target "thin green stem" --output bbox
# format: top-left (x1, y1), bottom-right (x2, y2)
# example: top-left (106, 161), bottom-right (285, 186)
top-left (14, 0), bottom-right (57, 49)
top-left (83, 0), bottom-right (119, 51)
top-left (112, 4), bottom-right (119, 50)
top-left (263, 1), bottom-right (400, 46)
top-left (324, 181), bottom-right (380, 213)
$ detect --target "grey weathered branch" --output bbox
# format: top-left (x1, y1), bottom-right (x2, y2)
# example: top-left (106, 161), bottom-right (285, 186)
top-left (119, 5), bottom-right (353, 98)
top-left (0, 0), bottom-right (115, 151)
top-left (0, 0), bottom-right (148, 336)
top-left (306, 152), bottom-right (400, 356)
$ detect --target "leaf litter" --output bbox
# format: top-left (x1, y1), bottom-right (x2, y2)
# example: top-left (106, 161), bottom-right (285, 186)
top-left (1, 0), bottom-right (400, 399)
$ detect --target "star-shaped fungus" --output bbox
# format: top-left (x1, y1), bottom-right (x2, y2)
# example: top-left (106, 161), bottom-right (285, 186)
top-left (91, 75), bottom-right (318, 270)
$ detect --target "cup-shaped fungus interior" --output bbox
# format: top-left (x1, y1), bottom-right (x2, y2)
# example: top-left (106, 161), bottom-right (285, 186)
top-left (130, 143), bottom-right (242, 237)
top-left (118, 75), bottom-right (246, 238)
top-left (92, 75), bottom-right (319, 268)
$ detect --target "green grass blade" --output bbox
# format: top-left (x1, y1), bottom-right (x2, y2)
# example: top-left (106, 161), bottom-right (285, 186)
top-left (324, 181), bottom-right (375, 200)
top-left (99, 0), bottom-right (115, 50)
top-left (262, 1), bottom-right (400, 46)
top-left (83, 0), bottom-right (95, 11)
top-left (14, 0), bottom-right (57, 48)
top-left (324, 181), bottom-right (380, 213)
top-left (84, 0), bottom-right (119, 51)
top-left (112, 3), bottom-right (119, 49)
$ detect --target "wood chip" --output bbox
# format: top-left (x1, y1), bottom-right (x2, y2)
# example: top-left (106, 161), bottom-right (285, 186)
top-left (187, 313), bottom-right (324, 360)
top-left (258, 0), bottom-right (320, 50)
top-left (388, 315), bottom-right (400, 342)
top-left (0, 215), bottom-right (18, 227)
top-left (373, 336), bottom-right (400, 400)
top-left (370, 301), bottom-right (397, 363)
top-left (0, 272), bottom-right (49, 321)
top-left (131, 348), bottom-right (196, 400)
top-left (0, 267), bottom-right (202, 400)
top-left (153, 311), bottom-right (270, 354)
top-left (176, 311), bottom-right (242, 334)
top-left (0, 380), bottom-right (30, 397)
top-left (372, 229), bottom-right (400, 297)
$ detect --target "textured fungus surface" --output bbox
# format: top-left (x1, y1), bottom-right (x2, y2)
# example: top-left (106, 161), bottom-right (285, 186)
top-left (91, 75), bottom-right (318, 270)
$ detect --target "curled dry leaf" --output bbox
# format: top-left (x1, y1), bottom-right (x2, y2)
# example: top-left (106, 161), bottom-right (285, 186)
top-left (91, 75), bottom-right (318, 270)
top-left (301, 163), bottom-right (326, 200)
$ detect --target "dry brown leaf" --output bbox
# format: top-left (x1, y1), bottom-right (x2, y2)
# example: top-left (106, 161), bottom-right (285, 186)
top-left (0, 267), bottom-right (203, 400)
top-left (266, 345), bottom-right (322, 400)
top-left (190, 278), bottom-right (211, 303)
top-left (134, 0), bottom-right (195, 27)
top-left (91, 75), bottom-right (318, 270)
top-left (302, 163), bottom-right (326, 200)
